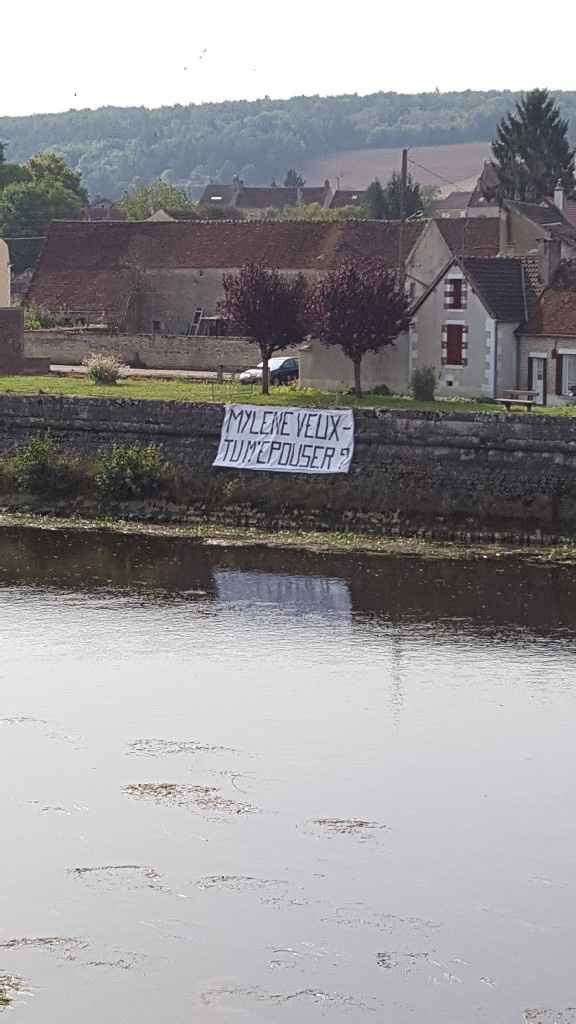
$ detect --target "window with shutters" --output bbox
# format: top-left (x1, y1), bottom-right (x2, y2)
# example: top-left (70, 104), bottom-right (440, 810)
top-left (442, 324), bottom-right (467, 366)
top-left (562, 355), bottom-right (576, 396)
top-left (444, 277), bottom-right (467, 310)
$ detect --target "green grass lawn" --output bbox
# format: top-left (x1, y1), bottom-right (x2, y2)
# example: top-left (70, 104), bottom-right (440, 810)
top-left (0, 373), bottom-right (575, 415)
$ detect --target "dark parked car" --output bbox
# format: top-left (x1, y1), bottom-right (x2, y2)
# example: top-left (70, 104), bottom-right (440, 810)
top-left (239, 356), bottom-right (299, 386)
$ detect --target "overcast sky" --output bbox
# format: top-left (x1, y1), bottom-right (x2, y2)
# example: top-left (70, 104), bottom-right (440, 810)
top-left (3, 0), bottom-right (574, 118)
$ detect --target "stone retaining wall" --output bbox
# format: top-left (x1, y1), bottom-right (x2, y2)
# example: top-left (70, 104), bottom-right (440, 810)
top-left (23, 330), bottom-right (296, 372)
top-left (1, 395), bottom-right (576, 534)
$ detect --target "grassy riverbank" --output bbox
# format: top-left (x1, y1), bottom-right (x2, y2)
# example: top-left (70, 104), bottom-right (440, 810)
top-left (2, 511), bottom-right (576, 565)
top-left (2, 374), bottom-right (576, 415)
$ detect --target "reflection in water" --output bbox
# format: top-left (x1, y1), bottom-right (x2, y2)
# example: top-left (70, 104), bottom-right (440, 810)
top-left (0, 526), bottom-right (575, 1023)
top-left (215, 569), bottom-right (352, 619)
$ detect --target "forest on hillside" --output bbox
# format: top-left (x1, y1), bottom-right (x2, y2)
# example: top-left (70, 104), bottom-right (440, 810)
top-left (2, 89), bottom-right (576, 199)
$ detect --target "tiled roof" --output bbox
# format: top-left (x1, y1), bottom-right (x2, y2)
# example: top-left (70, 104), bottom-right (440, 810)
top-left (430, 191), bottom-right (473, 211)
top-left (328, 189), bottom-right (367, 209)
top-left (507, 200), bottom-right (564, 227)
top-left (199, 185), bottom-right (238, 207)
top-left (30, 218), bottom-right (427, 272)
top-left (524, 288), bottom-right (576, 336)
top-left (560, 199), bottom-right (576, 228)
top-left (235, 187), bottom-right (299, 210)
top-left (461, 256), bottom-right (529, 322)
top-left (299, 187), bottom-right (330, 206)
top-left (26, 218), bottom-right (428, 315)
top-left (199, 184), bottom-right (331, 211)
top-left (27, 268), bottom-right (137, 324)
top-left (506, 199), bottom-right (576, 246)
top-left (435, 217), bottom-right (500, 257)
top-left (412, 253), bottom-right (540, 324)
top-left (551, 259), bottom-right (576, 289)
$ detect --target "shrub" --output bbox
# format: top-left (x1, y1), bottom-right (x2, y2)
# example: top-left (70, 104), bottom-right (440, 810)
top-left (84, 352), bottom-right (122, 385)
top-left (96, 443), bottom-right (168, 503)
top-left (24, 305), bottom-right (72, 330)
top-left (6, 436), bottom-right (81, 496)
top-left (411, 366), bottom-right (436, 402)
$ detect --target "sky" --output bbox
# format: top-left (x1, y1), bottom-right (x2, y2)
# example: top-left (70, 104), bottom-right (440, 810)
top-left (4, 0), bottom-right (576, 118)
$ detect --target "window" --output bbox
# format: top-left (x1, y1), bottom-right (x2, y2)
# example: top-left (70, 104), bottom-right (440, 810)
top-left (442, 324), bottom-right (467, 366)
top-left (444, 277), bottom-right (467, 310)
top-left (562, 355), bottom-right (576, 396)
top-left (152, 320), bottom-right (162, 334)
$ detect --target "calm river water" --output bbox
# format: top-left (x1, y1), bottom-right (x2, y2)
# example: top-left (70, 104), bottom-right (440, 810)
top-left (0, 528), bottom-right (575, 1024)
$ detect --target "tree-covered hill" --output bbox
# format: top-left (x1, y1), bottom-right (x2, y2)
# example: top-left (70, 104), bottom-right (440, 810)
top-left (2, 89), bottom-right (576, 199)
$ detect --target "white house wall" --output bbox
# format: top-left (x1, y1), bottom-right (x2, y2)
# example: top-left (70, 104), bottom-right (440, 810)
top-left (0, 240), bottom-right (10, 307)
top-left (405, 222), bottom-right (453, 301)
top-left (300, 336), bottom-right (410, 394)
top-left (412, 272), bottom-right (517, 399)
top-left (495, 322), bottom-right (519, 395)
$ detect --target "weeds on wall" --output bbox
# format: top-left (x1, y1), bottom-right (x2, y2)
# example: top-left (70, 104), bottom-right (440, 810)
top-left (95, 443), bottom-right (169, 503)
top-left (0, 437), bottom-right (171, 506)
top-left (4, 436), bottom-right (83, 497)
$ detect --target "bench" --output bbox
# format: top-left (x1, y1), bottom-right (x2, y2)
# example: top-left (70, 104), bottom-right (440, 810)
top-left (494, 390), bottom-right (538, 412)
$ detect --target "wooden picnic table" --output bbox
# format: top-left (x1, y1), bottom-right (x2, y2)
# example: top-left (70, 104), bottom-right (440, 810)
top-left (494, 390), bottom-right (538, 412)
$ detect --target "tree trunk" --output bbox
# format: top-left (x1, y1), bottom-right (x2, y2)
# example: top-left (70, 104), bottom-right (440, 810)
top-left (261, 354), bottom-right (270, 395)
top-left (353, 358), bottom-right (362, 397)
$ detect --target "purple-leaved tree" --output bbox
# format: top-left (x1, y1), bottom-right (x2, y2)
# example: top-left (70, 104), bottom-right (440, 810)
top-left (221, 261), bottom-right (309, 395)
top-left (308, 259), bottom-right (412, 397)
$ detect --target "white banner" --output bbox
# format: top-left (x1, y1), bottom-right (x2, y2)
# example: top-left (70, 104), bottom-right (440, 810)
top-left (213, 405), bottom-right (354, 474)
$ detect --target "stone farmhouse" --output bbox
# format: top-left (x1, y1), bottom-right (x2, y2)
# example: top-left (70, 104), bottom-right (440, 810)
top-left (25, 218), bottom-right (426, 336)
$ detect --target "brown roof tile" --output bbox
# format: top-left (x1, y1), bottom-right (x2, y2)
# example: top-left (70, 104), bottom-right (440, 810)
top-left (435, 217), bottom-right (500, 258)
top-left (524, 288), bottom-right (576, 336)
top-left (328, 189), bottom-right (367, 209)
top-left (560, 199), bottom-right (576, 228)
top-left (299, 187), bottom-right (330, 206)
top-left (199, 185), bottom-right (238, 207)
top-left (27, 268), bottom-right (137, 324)
top-left (235, 187), bottom-right (299, 210)
top-left (26, 219), bottom-right (427, 316)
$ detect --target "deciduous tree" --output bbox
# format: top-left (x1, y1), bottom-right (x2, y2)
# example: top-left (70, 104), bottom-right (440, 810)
top-left (0, 181), bottom-right (84, 271)
top-left (308, 259), bottom-right (411, 396)
top-left (118, 179), bottom-right (198, 220)
top-left (492, 88), bottom-right (575, 201)
top-left (221, 262), bottom-right (309, 394)
top-left (25, 152), bottom-right (88, 202)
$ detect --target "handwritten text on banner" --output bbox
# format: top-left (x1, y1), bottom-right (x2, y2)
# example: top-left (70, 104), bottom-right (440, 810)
top-left (213, 405), bottom-right (354, 474)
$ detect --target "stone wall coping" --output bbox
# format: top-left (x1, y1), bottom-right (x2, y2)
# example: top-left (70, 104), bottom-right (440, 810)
top-left (0, 392), bottom-right (575, 435)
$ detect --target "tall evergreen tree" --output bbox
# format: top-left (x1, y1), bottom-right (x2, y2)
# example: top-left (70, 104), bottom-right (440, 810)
top-left (365, 173), bottom-right (424, 220)
top-left (365, 179), bottom-right (386, 219)
top-left (492, 88), bottom-right (575, 202)
top-left (284, 168), bottom-right (305, 187)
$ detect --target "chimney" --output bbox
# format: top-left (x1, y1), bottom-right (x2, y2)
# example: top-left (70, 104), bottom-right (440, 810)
top-left (498, 204), bottom-right (513, 255)
top-left (538, 237), bottom-right (562, 286)
top-left (554, 180), bottom-right (565, 213)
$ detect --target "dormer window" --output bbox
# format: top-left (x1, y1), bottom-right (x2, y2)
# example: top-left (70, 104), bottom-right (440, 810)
top-left (444, 277), bottom-right (467, 310)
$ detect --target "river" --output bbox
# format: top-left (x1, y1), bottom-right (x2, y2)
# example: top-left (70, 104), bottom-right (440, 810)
top-left (0, 527), bottom-right (575, 1024)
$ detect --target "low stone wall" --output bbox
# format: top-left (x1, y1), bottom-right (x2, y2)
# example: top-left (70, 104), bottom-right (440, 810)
top-left (23, 330), bottom-right (296, 373)
top-left (1, 395), bottom-right (576, 535)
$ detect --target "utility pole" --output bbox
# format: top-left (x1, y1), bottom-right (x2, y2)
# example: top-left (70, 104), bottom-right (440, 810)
top-left (400, 148), bottom-right (408, 221)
